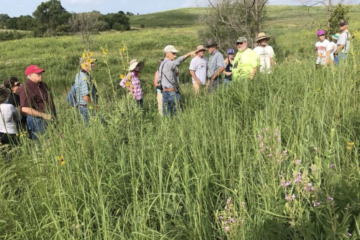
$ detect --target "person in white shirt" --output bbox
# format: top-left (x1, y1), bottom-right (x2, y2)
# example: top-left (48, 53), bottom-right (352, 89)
top-left (189, 45), bottom-right (208, 97)
top-left (328, 33), bottom-right (339, 65)
top-left (315, 29), bottom-right (332, 67)
top-left (253, 32), bottom-right (274, 74)
top-left (335, 19), bottom-right (351, 66)
top-left (0, 85), bottom-right (19, 145)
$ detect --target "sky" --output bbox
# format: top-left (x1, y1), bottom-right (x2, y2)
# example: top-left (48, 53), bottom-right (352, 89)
top-left (1, 0), bottom-right (359, 17)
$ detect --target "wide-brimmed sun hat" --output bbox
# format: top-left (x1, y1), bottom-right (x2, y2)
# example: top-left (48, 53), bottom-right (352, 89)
top-left (129, 59), bottom-right (144, 71)
top-left (332, 33), bottom-right (340, 40)
top-left (256, 32), bottom-right (271, 43)
top-left (0, 85), bottom-right (10, 102)
top-left (205, 38), bottom-right (218, 48)
top-left (195, 45), bottom-right (208, 53)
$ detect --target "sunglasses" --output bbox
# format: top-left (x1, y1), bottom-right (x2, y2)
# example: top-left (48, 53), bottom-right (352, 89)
top-left (237, 42), bottom-right (244, 45)
top-left (171, 52), bottom-right (177, 55)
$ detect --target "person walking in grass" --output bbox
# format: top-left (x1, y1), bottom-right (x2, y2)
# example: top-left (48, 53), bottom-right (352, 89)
top-left (75, 57), bottom-right (98, 122)
top-left (315, 30), bottom-right (332, 67)
top-left (224, 48), bottom-right (234, 86)
top-left (329, 33), bottom-right (339, 65)
top-left (232, 37), bottom-right (259, 81)
top-left (19, 65), bottom-right (56, 140)
top-left (189, 45), bottom-right (208, 97)
top-left (335, 19), bottom-right (351, 66)
top-left (0, 85), bottom-right (19, 146)
top-left (158, 45), bottom-right (196, 116)
top-left (120, 59), bottom-right (145, 108)
top-left (154, 58), bottom-right (164, 116)
top-left (205, 39), bottom-right (226, 92)
top-left (253, 33), bottom-right (275, 74)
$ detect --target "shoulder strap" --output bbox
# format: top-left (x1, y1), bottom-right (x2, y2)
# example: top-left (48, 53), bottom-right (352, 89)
top-left (159, 61), bottom-right (178, 88)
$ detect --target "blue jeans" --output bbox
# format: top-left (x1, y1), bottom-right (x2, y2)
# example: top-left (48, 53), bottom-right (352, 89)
top-left (79, 106), bottom-right (95, 123)
top-left (27, 116), bottom-right (47, 140)
top-left (162, 91), bottom-right (181, 116)
top-left (334, 53), bottom-right (347, 66)
top-left (223, 78), bottom-right (232, 87)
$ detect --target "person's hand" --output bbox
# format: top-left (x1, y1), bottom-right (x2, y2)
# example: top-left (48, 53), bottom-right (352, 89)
top-left (190, 51), bottom-right (196, 58)
top-left (43, 114), bottom-right (52, 121)
top-left (196, 80), bottom-right (201, 85)
top-left (205, 80), bottom-right (210, 89)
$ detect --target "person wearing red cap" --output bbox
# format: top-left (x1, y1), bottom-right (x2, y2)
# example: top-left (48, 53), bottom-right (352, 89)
top-left (19, 65), bottom-right (56, 140)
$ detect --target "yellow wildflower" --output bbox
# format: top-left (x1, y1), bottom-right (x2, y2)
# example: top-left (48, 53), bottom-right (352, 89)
top-left (81, 63), bottom-right (87, 69)
top-left (127, 75), bottom-right (131, 80)
top-left (61, 161), bottom-right (65, 166)
top-left (346, 146), bottom-right (352, 150)
top-left (102, 49), bottom-right (108, 55)
top-left (86, 58), bottom-right (92, 64)
top-left (347, 142), bottom-right (354, 146)
top-left (87, 51), bottom-right (93, 57)
top-left (57, 155), bottom-right (64, 161)
top-left (121, 46), bottom-right (126, 52)
top-left (82, 53), bottom-right (86, 59)
top-left (125, 81), bottom-right (131, 87)
top-left (88, 105), bottom-right (93, 110)
top-left (120, 74), bottom-right (126, 79)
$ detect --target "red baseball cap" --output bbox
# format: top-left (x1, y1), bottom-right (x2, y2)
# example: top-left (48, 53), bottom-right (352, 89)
top-left (25, 65), bottom-right (45, 76)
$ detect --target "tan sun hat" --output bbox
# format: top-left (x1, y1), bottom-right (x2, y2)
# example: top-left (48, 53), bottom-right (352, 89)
top-left (0, 85), bottom-right (10, 102)
top-left (129, 59), bottom-right (144, 71)
top-left (164, 45), bottom-right (179, 53)
top-left (195, 45), bottom-right (208, 53)
top-left (256, 32), bottom-right (271, 43)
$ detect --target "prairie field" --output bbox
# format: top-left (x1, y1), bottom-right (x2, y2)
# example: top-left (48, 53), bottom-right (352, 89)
top-left (1, 6), bottom-right (360, 240)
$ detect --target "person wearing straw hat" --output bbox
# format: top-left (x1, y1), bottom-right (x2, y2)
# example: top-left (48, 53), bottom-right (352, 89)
top-left (253, 33), bottom-right (275, 74)
top-left (315, 29), bottom-right (332, 67)
top-left (19, 65), bottom-right (56, 140)
top-left (233, 37), bottom-right (259, 81)
top-left (205, 38), bottom-right (226, 92)
top-left (158, 45), bottom-right (196, 116)
top-left (335, 19), bottom-right (351, 66)
top-left (189, 45), bottom-right (208, 97)
top-left (120, 59), bottom-right (145, 108)
top-left (74, 56), bottom-right (98, 122)
top-left (329, 33), bottom-right (339, 65)
top-left (0, 85), bottom-right (20, 145)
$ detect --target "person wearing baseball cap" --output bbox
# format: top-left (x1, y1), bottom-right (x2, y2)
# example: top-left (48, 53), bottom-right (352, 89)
top-left (205, 38), bottom-right (226, 92)
top-left (335, 19), bottom-right (351, 66)
top-left (189, 45), bottom-right (208, 97)
top-left (19, 64), bottom-right (56, 140)
top-left (158, 45), bottom-right (196, 116)
top-left (232, 36), bottom-right (259, 80)
top-left (253, 33), bottom-right (275, 74)
top-left (315, 29), bottom-right (332, 67)
top-left (224, 49), bottom-right (235, 85)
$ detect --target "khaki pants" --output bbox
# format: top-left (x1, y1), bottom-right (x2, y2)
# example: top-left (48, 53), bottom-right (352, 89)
top-left (157, 91), bottom-right (163, 116)
top-left (193, 83), bottom-right (200, 97)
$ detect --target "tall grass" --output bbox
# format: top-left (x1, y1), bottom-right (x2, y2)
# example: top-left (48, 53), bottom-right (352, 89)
top-left (1, 54), bottom-right (360, 239)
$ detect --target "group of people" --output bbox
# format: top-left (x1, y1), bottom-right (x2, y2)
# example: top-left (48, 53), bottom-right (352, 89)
top-left (0, 19), bottom-right (352, 147)
top-left (315, 19), bottom-right (351, 67)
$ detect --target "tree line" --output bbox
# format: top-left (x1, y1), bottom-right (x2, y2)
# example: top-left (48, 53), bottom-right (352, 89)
top-left (0, 0), bottom-right (132, 37)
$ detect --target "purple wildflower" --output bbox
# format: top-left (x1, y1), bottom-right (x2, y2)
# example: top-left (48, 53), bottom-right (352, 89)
top-left (283, 150), bottom-right (288, 156)
top-left (346, 233), bottom-right (352, 237)
top-left (224, 226), bottom-right (229, 232)
top-left (219, 216), bottom-right (223, 220)
top-left (227, 198), bottom-right (231, 205)
top-left (295, 159), bottom-right (301, 165)
top-left (269, 154), bottom-right (272, 157)
top-left (285, 194), bottom-right (295, 201)
top-left (279, 174), bottom-right (284, 178)
top-left (259, 142), bottom-right (264, 148)
top-left (281, 180), bottom-right (291, 188)
top-left (327, 196), bottom-right (333, 201)
top-left (260, 148), bottom-right (264, 153)
top-left (231, 218), bottom-right (235, 223)
top-left (277, 138), bottom-right (281, 143)
top-left (313, 202), bottom-right (320, 207)
top-left (266, 146), bottom-right (270, 150)
top-left (314, 147), bottom-right (318, 151)
top-left (330, 164), bottom-right (335, 168)
top-left (257, 134), bottom-right (263, 141)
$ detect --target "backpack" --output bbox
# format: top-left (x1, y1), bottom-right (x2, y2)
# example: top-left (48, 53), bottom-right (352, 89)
top-left (66, 84), bottom-right (78, 107)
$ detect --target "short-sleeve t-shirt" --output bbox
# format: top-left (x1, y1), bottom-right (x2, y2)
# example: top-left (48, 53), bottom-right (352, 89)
top-left (337, 30), bottom-right (351, 53)
top-left (233, 48), bottom-right (259, 80)
top-left (189, 56), bottom-right (208, 85)
top-left (315, 39), bottom-right (332, 65)
top-left (253, 45), bottom-right (274, 73)
top-left (0, 103), bottom-right (19, 134)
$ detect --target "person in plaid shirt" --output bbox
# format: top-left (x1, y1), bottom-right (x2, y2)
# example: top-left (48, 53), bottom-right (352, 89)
top-left (120, 59), bottom-right (145, 108)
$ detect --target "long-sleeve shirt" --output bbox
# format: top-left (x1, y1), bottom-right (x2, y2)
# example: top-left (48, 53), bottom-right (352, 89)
top-left (120, 72), bottom-right (143, 100)
top-left (158, 57), bottom-right (185, 89)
